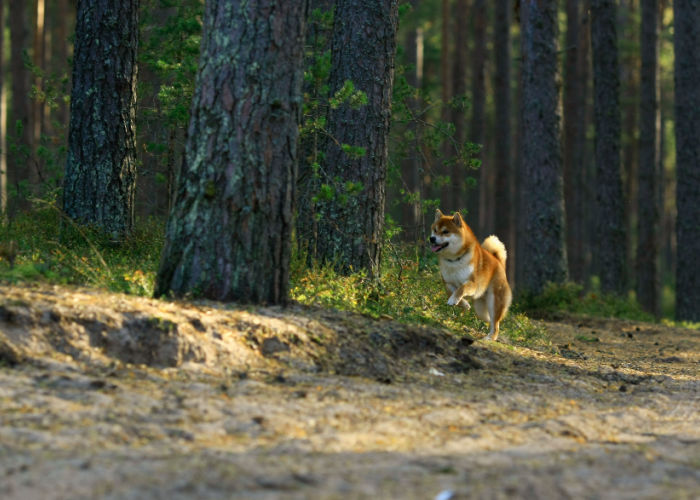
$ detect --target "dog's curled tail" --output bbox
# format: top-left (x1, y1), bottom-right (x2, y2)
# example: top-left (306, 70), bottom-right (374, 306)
top-left (482, 235), bottom-right (507, 267)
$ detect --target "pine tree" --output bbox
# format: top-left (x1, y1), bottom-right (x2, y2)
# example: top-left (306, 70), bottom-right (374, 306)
top-left (63, 0), bottom-right (139, 238)
top-left (519, 0), bottom-right (568, 294)
top-left (673, 0), bottom-right (700, 321)
top-left (591, 0), bottom-right (626, 293)
top-left (155, 0), bottom-right (307, 303)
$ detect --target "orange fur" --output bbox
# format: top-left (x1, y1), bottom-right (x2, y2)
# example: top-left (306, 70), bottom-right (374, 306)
top-left (430, 209), bottom-right (512, 340)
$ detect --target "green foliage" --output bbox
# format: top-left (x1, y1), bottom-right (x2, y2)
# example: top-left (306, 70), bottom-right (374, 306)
top-left (290, 242), bottom-right (549, 347)
top-left (0, 199), bottom-right (164, 296)
top-left (519, 281), bottom-right (655, 322)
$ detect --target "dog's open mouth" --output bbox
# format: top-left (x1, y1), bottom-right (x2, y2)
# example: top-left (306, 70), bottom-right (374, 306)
top-left (431, 242), bottom-right (448, 253)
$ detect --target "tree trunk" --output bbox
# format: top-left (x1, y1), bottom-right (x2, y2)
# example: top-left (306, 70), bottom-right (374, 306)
top-left (673, 0), bottom-right (700, 321)
top-left (32, 0), bottom-right (45, 162)
top-left (590, 0), bottom-right (625, 294)
top-left (314, 0), bottom-right (398, 277)
top-left (518, 0), bottom-right (568, 295)
top-left (469, 0), bottom-right (485, 232)
top-left (493, 0), bottom-right (512, 280)
top-left (9, 0), bottom-right (33, 206)
top-left (54, 0), bottom-right (71, 130)
top-left (0, 0), bottom-right (5, 216)
top-left (636, 0), bottom-right (660, 316)
top-left (63, 0), bottom-right (139, 239)
top-left (155, 0), bottom-right (307, 304)
top-left (404, 0), bottom-right (424, 243)
top-left (620, 0), bottom-right (638, 292)
top-left (451, 0), bottom-right (468, 213)
top-left (563, 0), bottom-right (585, 284)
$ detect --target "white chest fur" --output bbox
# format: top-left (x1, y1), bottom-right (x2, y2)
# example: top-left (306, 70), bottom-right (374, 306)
top-left (439, 254), bottom-right (473, 291)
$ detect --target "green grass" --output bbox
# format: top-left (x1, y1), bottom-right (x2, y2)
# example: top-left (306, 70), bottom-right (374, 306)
top-left (0, 204), bottom-right (164, 296)
top-left (289, 244), bottom-right (549, 346)
top-left (519, 281), bottom-right (655, 322)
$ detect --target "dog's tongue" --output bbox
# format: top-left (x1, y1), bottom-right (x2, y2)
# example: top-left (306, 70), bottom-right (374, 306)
top-left (431, 244), bottom-right (443, 252)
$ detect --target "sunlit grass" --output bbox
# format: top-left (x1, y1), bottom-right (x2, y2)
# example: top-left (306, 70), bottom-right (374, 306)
top-left (0, 202), bottom-right (163, 296)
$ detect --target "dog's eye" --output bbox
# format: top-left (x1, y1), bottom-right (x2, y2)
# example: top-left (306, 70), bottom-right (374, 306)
top-left (441, 230), bottom-right (448, 235)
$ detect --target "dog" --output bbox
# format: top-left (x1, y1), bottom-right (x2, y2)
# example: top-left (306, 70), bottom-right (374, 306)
top-left (430, 209), bottom-right (512, 340)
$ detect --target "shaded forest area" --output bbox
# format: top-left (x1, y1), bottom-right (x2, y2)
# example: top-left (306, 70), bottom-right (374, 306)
top-left (0, 0), bottom-right (697, 323)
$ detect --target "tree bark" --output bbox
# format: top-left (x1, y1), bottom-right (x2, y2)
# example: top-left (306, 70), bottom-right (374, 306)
top-left (636, 0), bottom-right (661, 316)
top-left (314, 0), bottom-right (398, 277)
top-left (518, 0), bottom-right (568, 295)
top-left (673, 0), bottom-right (700, 321)
top-left (33, 0), bottom-right (45, 157)
top-left (63, 0), bottom-right (139, 239)
top-left (155, 0), bottom-right (307, 304)
top-left (493, 0), bottom-right (512, 280)
top-left (590, 0), bottom-right (625, 294)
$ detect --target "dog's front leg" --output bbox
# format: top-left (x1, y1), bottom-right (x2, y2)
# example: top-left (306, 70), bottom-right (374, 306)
top-left (447, 280), bottom-right (477, 306)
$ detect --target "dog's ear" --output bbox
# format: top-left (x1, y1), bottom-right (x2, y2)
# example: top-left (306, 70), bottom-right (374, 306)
top-left (434, 209), bottom-right (444, 222)
top-left (452, 212), bottom-right (463, 227)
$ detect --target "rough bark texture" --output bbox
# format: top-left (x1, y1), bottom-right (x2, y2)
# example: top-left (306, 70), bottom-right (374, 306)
top-left (493, 0), bottom-right (512, 280)
top-left (314, 0), bottom-right (398, 277)
top-left (63, 0), bottom-right (139, 238)
top-left (519, 0), bottom-right (568, 295)
top-left (636, 0), bottom-right (660, 316)
top-left (590, 0), bottom-right (625, 294)
top-left (673, 0), bottom-right (700, 321)
top-left (155, 0), bottom-right (307, 304)
top-left (469, 0), bottom-right (486, 233)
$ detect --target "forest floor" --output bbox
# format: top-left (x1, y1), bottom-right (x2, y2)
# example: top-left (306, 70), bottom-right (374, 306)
top-left (0, 283), bottom-right (698, 500)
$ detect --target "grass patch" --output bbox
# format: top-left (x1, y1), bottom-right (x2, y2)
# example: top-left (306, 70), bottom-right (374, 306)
top-left (0, 206), bottom-right (549, 346)
top-left (520, 281), bottom-right (655, 322)
top-left (0, 203), bottom-right (164, 296)
top-left (289, 244), bottom-right (549, 347)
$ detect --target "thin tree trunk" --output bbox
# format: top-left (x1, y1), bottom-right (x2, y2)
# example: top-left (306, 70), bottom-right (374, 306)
top-left (9, 0), bottom-right (33, 206)
top-left (519, 0), bottom-right (568, 295)
top-left (54, 0), bottom-right (71, 130)
top-left (636, 0), bottom-right (660, 316)
top-left (404, 0), bottom-right (423, 243)
top-left (591, 0), bottom-right (625, 294)
top-left (620, 0), bottom-right (638, 292)
top-left (469, 0), bottom-right (485, 232)
top-left (155, 0), bottom-right (308, 304)
top-left (314, 0), bottom-right (399, 277)
top-left (32, 0), bottom-right (45, 185)
top-left (451, 0), bottom-right (468, 213)
top-left (0, 0), bottom-right (5, 216)
top-left (563, 0), bottom-right (583, 284)
top-left (673, 0), bottom-right (700, 321)
top-left (63, 0), bottom-right (139, 239)
top-left (493, 0), bottom-right (512, 281)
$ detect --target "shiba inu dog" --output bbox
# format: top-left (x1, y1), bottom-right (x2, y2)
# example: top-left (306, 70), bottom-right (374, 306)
top-left (430, 209), bottom-right (512, 341)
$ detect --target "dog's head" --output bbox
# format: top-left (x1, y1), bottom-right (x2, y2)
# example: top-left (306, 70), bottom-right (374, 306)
top-left (429, 209), bottom-right (474, 256)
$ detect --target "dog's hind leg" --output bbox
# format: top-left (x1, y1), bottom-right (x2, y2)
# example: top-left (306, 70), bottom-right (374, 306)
top-left (472, 296), bottom-right (490, 323)
top-left (484, 285), bottom-right (511, 341)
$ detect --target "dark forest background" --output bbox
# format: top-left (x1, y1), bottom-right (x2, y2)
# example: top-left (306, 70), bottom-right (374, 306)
top-left (0, 0), bottom-right (696, 322)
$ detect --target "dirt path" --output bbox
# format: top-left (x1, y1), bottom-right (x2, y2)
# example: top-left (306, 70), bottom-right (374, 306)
top-left (0, 285), bottom-right (698, 499)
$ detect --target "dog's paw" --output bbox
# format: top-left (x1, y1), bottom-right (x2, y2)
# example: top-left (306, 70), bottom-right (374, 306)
top-left (447, 294), bottom-right (459, 306)
top-left (459, 299), bottom-right (471, 310)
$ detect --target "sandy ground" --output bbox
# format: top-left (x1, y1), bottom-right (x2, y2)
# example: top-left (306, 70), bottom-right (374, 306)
top-left (0, 284), bottom-right (698, 499)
